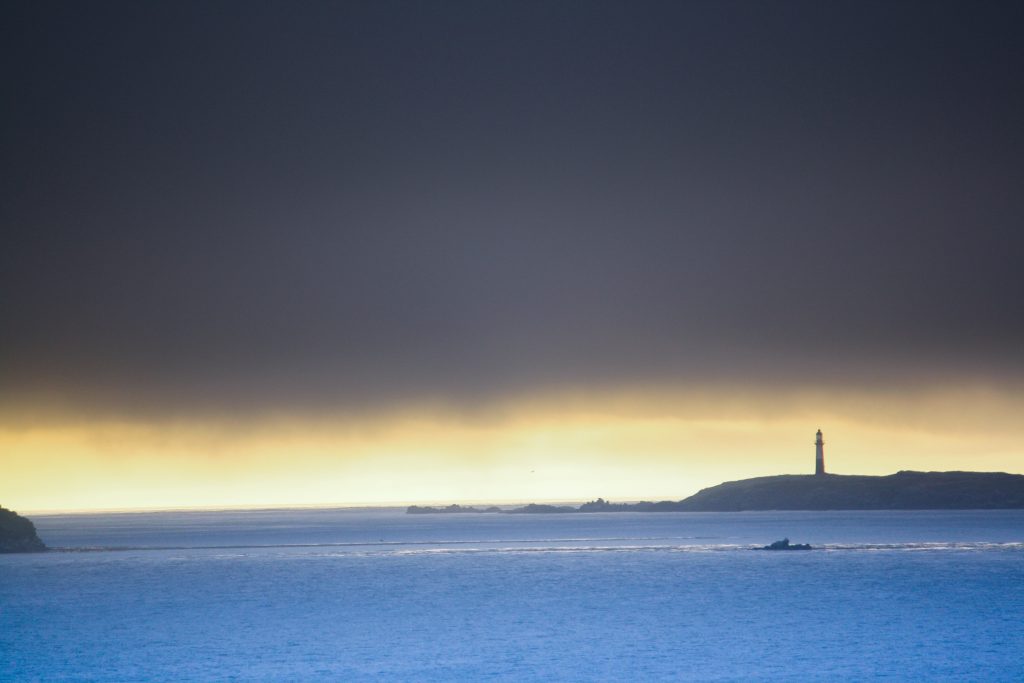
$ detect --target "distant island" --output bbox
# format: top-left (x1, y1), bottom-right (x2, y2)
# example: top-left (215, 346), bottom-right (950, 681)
top-left (406, 471), bottom-right (1024, 514)
top-left (0, 506), bottom-right (47, 553)
top-left (407, 504), bottom-right (503, 514)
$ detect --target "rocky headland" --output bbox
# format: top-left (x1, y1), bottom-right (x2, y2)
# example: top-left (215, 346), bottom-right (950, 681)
top-left (407, 471), bottom-right (1024, 514)
top-left (678, 471), bottom-right (1024, 511)
top-left (0, 506), bottom-right (47, 553)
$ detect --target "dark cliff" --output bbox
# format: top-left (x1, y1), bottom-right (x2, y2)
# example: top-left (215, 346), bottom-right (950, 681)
top-left (677, 471), bottom-right (1024, 511)
top-left (0, 506), bottom-right (47, 553)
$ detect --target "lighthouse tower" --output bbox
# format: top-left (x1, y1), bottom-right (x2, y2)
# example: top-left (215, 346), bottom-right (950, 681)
top-left (815, 429), bottom-right (826, 476)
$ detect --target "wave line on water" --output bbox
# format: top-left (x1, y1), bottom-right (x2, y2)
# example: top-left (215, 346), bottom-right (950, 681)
top-left (47, 535), bottom-right (711, 553)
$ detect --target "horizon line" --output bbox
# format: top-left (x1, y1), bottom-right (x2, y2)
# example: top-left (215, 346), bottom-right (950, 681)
top-left (17, 468), bottom-right (1023, 515)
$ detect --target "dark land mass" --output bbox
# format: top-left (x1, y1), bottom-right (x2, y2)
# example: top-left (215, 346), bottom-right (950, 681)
top-left (0, 506), bottom-right (47, 553)
top-left (678, 471), bottom-right (1024, 511)
top-left (407, 472), bottom-right (1024, 514)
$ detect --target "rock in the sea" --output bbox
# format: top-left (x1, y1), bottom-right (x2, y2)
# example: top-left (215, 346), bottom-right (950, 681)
top-left (0, 506), bottom-right (47, 553)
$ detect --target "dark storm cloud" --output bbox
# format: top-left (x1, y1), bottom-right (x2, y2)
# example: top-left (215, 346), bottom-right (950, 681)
top-left (2, 1), bottom-right (1023, 414)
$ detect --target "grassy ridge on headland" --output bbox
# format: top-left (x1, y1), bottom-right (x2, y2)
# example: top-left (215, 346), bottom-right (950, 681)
top-left (407, 472), bottom-right (1024, 513)
top-left (674, 471), bottom-right (1024, 511)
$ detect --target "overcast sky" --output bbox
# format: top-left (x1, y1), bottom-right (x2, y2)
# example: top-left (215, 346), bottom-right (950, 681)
top-left (3, 0), bottom-right (1023, 419)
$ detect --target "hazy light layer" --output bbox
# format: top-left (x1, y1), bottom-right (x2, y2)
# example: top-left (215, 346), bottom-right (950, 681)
top-left (4, 384), bottom-right (1021, 513)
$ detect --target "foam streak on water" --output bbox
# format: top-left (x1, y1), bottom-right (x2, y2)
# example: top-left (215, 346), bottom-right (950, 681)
top-left (3, 509), bottom-right (1023, 681)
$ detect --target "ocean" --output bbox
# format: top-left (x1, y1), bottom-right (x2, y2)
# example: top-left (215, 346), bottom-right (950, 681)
top-left (2, 508), bottom-right (1022, 681)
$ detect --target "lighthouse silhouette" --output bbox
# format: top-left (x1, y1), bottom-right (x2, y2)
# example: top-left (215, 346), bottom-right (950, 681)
top-left (815, 429), bottom-right (826, 476)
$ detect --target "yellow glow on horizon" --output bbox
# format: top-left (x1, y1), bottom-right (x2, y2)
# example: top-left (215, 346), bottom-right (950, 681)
top-left (2, 383), bottom-right (1021, 513)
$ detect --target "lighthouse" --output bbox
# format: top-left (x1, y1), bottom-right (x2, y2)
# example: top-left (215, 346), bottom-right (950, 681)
top-left (815, 429), bottom-right (825, 476)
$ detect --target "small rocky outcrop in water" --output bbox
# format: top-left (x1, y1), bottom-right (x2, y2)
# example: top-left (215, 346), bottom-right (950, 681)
top-left (506, 503), bottom-right (578, 514)
top-left (0, 506), bottom-right (47, 553)
top-left (407, 504), bottom-right (502, 514)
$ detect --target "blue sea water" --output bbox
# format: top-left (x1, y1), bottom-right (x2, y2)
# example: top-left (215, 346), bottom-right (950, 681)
top-left (2, 509), bottom-right (1023, 681)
